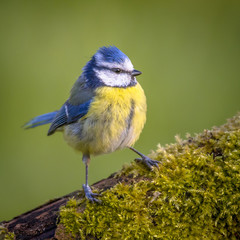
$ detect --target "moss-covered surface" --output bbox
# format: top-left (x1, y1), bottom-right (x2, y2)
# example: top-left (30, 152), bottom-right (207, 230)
top-left (0, 225), bottom-right (15, 240)
top-left (58, 113), bottom-right (240, 239)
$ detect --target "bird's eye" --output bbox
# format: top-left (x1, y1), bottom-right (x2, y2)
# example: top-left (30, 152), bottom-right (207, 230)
top-left (113, 68), bottom-right (122, 74)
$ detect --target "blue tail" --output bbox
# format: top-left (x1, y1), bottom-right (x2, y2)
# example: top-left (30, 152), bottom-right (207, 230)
top-left (23, 111), bottom-right (58, 129)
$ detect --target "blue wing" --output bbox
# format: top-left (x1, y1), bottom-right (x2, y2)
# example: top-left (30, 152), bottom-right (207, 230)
top-left (47, 100), bottom-right (92, 135)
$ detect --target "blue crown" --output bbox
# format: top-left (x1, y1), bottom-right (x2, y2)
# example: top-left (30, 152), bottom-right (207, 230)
top-left (97, 46), bottom-right (128, 64)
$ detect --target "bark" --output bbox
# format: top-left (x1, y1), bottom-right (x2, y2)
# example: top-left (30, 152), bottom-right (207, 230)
top-left (1, 172), bottom-right (124, 240)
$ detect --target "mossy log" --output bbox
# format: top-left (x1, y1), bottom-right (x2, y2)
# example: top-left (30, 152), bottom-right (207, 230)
top-left (1, 113), bottom-right (240, 240)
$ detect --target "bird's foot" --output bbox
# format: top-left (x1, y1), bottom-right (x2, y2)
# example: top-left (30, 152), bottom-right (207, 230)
top-left (135, 156), bottom-right (159, 170)
top-left (129, 147), bottom-right (159, 170)
top-left (82, 184), bottom-right (101, 203)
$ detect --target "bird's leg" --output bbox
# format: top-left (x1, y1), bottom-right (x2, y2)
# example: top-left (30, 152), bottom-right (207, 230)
top-left (82, 154), bottom-right (100, 203)
top-left (129, 147), bottom-right (159, 170)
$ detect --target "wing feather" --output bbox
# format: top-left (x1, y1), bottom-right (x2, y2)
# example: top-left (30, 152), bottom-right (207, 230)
top-left (47, 100), bottom-right (92, 136)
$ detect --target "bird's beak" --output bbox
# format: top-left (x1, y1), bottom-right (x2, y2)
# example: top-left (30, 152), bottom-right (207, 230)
top-left (131, 69), bottom-right (142, 76)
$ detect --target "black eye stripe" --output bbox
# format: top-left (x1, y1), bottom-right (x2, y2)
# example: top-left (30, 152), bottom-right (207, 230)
top-left (113, 69), bottom-right (131, 74)
top-left (94, 66), bottom-right (131, 74)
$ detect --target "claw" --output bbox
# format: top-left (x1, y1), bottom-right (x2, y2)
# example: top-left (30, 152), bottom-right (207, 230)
top-left (129, 147), bottom-right (159, 170)
top-left (135, 156), bottom-right (159, 170)
top-left (83, 184), bottom-right (101, 203)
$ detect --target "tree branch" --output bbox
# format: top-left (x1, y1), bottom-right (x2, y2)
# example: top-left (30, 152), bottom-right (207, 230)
top-left (1, 113), bottom-right (240, 239)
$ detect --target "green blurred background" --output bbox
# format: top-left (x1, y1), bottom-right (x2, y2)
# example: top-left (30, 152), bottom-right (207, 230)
top-left (0, 0), bottom-right (240, 221)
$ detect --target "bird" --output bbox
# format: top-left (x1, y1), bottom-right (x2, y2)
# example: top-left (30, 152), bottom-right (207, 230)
top-left (24, 46), bottom-right (159, 202)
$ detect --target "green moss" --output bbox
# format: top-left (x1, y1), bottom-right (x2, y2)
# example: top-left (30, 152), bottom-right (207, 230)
top-left (59, 113), bottom-right (240, 239)
top-left (0, 226), bottom-right (15, 240)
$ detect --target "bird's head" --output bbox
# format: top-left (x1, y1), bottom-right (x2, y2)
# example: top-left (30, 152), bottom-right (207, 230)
top-left (83, 46), bottom-right (142, 88)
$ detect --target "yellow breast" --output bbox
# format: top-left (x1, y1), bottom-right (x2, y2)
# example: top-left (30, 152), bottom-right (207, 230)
top-left (64, 83), bottom-right (147, 155)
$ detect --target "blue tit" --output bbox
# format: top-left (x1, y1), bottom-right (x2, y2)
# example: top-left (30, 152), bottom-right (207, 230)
top-left (24, 46), bottom-right (159, 202)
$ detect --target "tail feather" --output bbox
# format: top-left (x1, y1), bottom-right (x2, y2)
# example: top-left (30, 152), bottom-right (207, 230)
top-left (23, 111), bottom-right (58, 129)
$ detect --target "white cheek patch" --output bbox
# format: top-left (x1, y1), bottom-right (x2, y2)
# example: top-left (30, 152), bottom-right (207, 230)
top-left (95, 69), bottom-right (132, 87)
